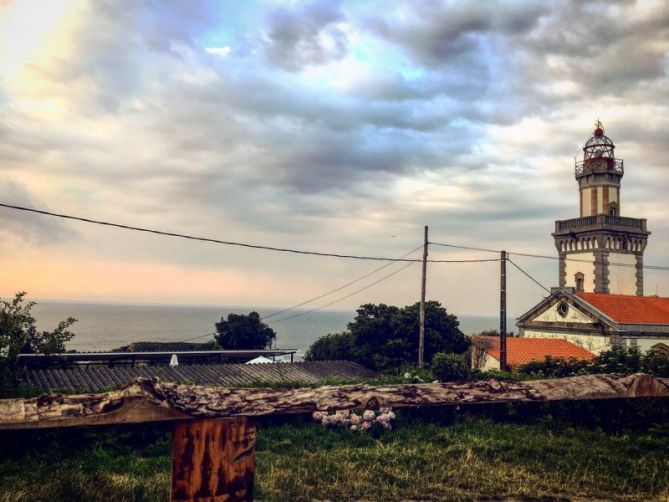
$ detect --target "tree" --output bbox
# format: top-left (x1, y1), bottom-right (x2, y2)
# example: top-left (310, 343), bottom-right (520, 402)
top-left (214, 312), bottom-right (276, 350)
top-left (304, 332), bottom-right (354, 361)
top-left (470, 336), bottom-right (494, 369)
top-left (306, 301), bottom-right (470, 372)
top-left (0, 292), bottom-right (76, 387)
top-left (473, 329), bottom-right (514, 337)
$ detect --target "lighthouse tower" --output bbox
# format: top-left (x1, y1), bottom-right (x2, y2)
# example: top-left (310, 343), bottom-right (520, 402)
top-left (552, 121), bottom-right (650, 295)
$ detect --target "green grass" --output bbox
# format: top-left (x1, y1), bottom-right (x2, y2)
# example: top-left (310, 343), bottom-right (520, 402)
top-left (1, 409), bottom-right (668, 501)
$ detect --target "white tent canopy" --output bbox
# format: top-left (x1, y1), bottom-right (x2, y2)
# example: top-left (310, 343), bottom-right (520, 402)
top-left (245, 356), bottom-right (274, 364)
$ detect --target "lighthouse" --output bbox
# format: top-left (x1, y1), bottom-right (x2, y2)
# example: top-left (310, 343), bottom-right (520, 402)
top-left (552, 121), bottom-right (650, 295)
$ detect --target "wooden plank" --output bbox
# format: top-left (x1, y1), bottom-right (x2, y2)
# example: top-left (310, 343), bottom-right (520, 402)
top-left (0, 373), bottom-right (667, 430)
top-left (171, 418), bottom-right (255, 502)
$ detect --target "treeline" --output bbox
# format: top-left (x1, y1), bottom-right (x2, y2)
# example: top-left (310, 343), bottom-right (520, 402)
top-left (305, 301), bottom-right (469, 372)
top-left (516, 346), bottom-right (669, 379)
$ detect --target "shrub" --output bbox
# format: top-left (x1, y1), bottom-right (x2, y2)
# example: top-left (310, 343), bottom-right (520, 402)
top-left (642, 348), bottom-right (669, 377)
top-left (0, 292), bottom-right (76, 393)
top-left (431, 352), bottom-right (469, 382)
top-left (517, 356), bottom-right (592, 378)
top-left (594, 346), bottom-right (643, 374)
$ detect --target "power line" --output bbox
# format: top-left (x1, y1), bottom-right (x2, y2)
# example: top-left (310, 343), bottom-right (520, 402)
top-left (175, 249), bottom-right (492, 343)
top-left (0, 202), bottom-right (423, 263)
top-left (507, 258), bottom-right (551, 293)
top-left (173, 331), bottom-right (217, 343)
top-left (430, 240), bottom-right (669, 271)
top-left (266, 261), bottom-right (417, 324)
top-left (0, 202), bottom-right (499, 264)
top-left (429, 241), bottom-right (499, 254)
top-left (261, 245), bottom-right (424, 321)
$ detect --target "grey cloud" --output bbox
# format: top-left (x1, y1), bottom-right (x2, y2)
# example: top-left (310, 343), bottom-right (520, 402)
top-left (1, 0), bottom-right (667, 273)
top-left (521, 1), bottom-right (669, 94)
top-left (0, 181), bottom-right (75, 244)
top-left (264, 0), bottom-right (349, 71)
top-left (36, 0), bottom-right (221, 113)
top-left (366, 0), bottom-right (545, 67)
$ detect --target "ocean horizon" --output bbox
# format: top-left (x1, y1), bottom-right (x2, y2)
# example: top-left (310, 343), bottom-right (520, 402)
top-left (31, 300), bottom-right (517, 355)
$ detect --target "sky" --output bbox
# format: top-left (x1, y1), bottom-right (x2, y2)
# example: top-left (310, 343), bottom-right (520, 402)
top-left (0, 0), bottom-right (668, 318)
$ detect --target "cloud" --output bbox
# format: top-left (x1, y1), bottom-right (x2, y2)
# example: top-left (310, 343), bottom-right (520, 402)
top-left (0, 0), bottom-right (668, 310)
top-left (0, 180), bottom-right (75, 244)
top-left (205, 46), bottom-right (231, 56)
top-left (263, 0), bottom-right (349, 71)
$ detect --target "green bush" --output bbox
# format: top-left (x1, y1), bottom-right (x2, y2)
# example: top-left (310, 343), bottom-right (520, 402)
top-left (0, 292), bottom-right (76, 394)
top-left (594, 346), bottom-right (643, 374)
top-left (514, 346), bottom-right (669, 379)
top-left (642, 348), bottom-right (669, 377)
top-left (431, 352), bottom-right (469, 382)
top-left (517, 356), bottom-right (592, 378)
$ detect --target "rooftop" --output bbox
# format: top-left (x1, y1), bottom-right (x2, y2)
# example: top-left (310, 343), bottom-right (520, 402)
top-left (471, 336), bottom-right (595, 368)
top-left (25, 360), bottom-right (378, 393)
top-left (577, 292), bottom-right (669, 325)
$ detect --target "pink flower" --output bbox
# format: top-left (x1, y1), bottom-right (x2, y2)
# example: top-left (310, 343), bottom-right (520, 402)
top-left (350, 414), bottom-right (362, 426)
top-left (381, 421), bottom-right (392, 430)
top-left (362, 421), bottom-right (372, 431)
top-left (376, 414), bottom-right (389, 423)
top-left (363, 410), bottom-right (375, 421)
top-left (312, 411), bottom-right (324, 422)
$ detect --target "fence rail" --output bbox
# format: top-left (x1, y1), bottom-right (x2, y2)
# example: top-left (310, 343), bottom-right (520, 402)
top-left (2, 373), bottom-right (667, 501)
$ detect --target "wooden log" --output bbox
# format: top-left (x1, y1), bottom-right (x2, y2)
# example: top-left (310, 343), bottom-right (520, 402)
top-left (171, 418), bottom-right (255, 502)
top-left (0, 373), bottom-right (667, 430)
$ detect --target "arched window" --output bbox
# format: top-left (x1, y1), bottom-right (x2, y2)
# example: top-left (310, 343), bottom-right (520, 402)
top-left (575, 272), bottom-right (585, 292)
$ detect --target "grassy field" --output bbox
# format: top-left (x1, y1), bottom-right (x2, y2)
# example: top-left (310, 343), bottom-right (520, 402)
top-left (1, 402), bottom-right (669, 501)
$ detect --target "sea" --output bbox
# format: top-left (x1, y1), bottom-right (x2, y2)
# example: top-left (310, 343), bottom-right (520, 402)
top-left (31, 301), bottom-right (516, 358)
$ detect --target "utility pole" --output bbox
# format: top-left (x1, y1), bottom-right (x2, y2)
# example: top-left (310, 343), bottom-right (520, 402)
top-left (500, 250), bottom-right (507, 371)
top-left (419, 226), bottom-right (428, 368)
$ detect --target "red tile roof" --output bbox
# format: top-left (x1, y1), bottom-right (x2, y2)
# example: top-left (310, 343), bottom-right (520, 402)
top-left (577, 292), bottom-right (669, 325)
top-left (471, 336), bottom-right (595, 368)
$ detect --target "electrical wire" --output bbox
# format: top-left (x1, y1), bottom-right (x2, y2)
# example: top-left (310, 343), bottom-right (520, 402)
top-left (0, 202), bottom-right (499, 264)
top-left (428, 241), bottom-right (500, 254)
top-left (266, 261), bottom-right (417, 324)
top-left (261, 245), bottom-right (424, 321)
top-left (507, 258), bottom-right (551, 293)
top-left (173, 331), bottom-right (217, 343)
top-left (0, 202), bottom-right (424, 263)
top-left (430, 240), bottom-right (669, 271)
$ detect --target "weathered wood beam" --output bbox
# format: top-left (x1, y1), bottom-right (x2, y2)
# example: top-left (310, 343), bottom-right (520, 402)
top-left (0, 373), bottom-right (667, 430)
top-left (171, 418), bottom-right (255, 502)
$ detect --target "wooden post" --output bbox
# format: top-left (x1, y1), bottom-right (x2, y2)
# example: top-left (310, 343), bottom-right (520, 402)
top-left (419, 225), bottom-right (428, 368)
top-left (500, 250), bottom-right (507, 371)
top-left (171, 417), bottom-right (256, 502)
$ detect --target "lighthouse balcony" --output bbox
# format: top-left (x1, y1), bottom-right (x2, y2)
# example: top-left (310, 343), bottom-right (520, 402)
top-left (555, 215), bottom-right (647, 234)
top-left (575, 157), bottom-right (623, 177)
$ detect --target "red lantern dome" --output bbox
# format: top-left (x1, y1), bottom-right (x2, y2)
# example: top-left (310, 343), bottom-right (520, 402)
top-left (583, 120), bottom-right (615, 161)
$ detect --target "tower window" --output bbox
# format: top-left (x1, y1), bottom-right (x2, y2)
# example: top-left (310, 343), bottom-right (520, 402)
top-left (608, 202), bottom-right (618, 216)
top-left (575, 272), bottom-right (585, 292)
